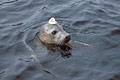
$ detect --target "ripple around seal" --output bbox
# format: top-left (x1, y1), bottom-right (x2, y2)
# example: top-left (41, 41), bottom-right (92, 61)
top-left (0, 0), bottom-right (120, 80)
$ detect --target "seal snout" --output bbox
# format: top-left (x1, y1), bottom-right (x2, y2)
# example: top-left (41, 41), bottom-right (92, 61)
top-left (64, 35), bottom-right (71, 43)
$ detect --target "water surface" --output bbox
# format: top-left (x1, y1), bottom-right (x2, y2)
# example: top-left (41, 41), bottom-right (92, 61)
top-left (0, 0), bottom-right (120, 80)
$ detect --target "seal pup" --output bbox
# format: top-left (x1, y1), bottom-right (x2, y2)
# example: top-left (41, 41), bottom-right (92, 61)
top-left (39, 17), bottom-right (72, 57)
top-left (39, 17), bottom-right (71, 45)
top-left (37, 17), bottom-right (92, 57)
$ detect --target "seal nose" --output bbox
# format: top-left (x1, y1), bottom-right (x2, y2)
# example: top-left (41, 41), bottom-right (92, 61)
top-left (65, 35), bottom-right (71, 40)
top-left (64, 35), bottom-right (71, 43)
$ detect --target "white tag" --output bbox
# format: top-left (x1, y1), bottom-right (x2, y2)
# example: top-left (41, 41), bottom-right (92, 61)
top-left (48, 17), bottom-right (57, 24)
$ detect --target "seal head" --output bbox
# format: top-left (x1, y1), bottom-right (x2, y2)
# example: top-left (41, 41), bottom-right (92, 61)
top-left (40, 17), bottom-right (71, 45)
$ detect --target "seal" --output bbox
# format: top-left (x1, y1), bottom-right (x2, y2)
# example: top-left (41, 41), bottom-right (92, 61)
top-left (37, 17), bottom-right (91, 58)
top-left (39, 17), bottom-right (71, 45)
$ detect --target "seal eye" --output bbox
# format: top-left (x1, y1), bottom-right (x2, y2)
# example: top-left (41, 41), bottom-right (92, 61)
top-left (52, 30), bottom-right (57, 35)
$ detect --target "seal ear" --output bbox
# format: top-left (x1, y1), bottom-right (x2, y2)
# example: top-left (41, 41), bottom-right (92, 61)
top-left (48, 17), bottom-right (57, 24)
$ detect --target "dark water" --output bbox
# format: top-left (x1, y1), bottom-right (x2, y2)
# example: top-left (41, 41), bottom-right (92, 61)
top-left (0, 0), bottom-right (120, 80)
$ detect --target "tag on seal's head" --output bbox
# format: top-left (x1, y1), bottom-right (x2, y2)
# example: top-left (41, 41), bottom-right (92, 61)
top-left (48, 17), bottom-right (58, 24)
